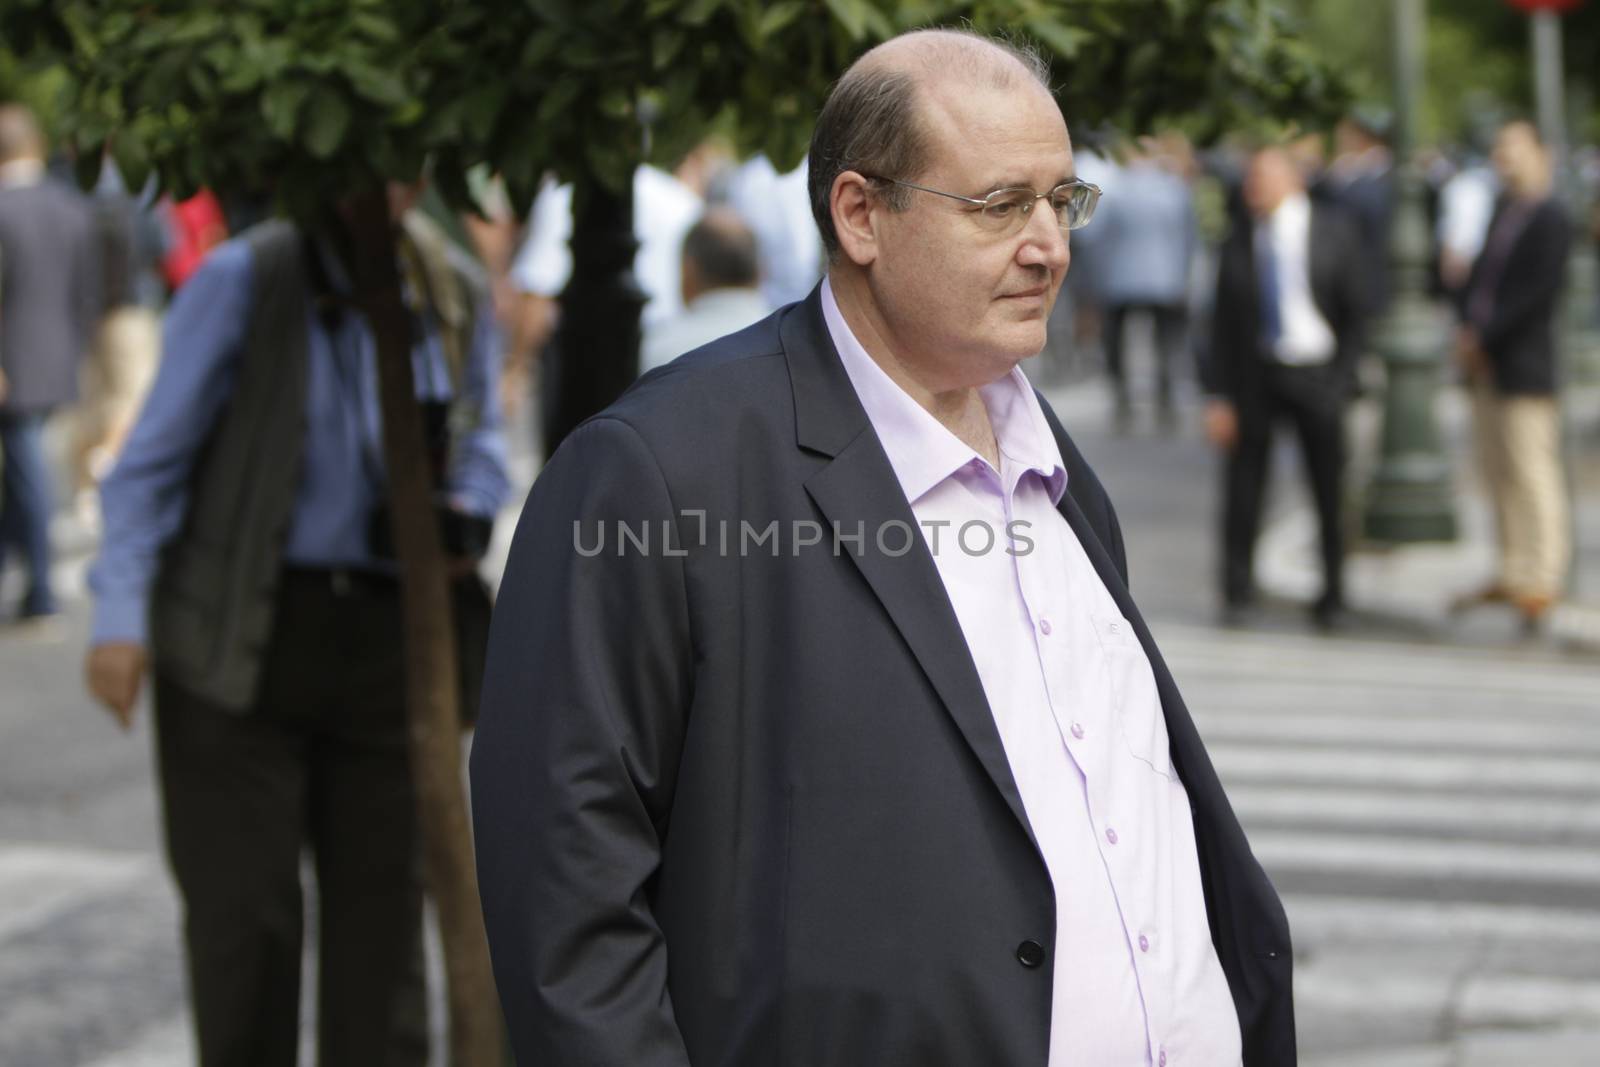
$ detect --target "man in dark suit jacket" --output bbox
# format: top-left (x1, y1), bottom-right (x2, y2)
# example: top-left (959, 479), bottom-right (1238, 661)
top-left (473, 30), bottom-right (1294, 1067)
top-left (0, 104), bottom-right (97, 622)
top-left (1454, 120), bottom-right (1572, 625)
top-left (1204, 145), bottom-right (1367, 629)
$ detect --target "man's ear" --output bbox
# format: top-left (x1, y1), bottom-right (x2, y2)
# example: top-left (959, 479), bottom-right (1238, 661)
top-left (831, 171), bottom-right (879, 267)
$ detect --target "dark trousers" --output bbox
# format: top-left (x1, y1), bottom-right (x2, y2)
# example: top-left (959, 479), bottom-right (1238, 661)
top-left (1103, 302), bottom-right (1187, 413)
top-left (154, 569), bottom-right (429, 1067)
top-left (1222, 362), bottom-right (1347, 609)
top-left (0, 411), bottom-right (56, 615)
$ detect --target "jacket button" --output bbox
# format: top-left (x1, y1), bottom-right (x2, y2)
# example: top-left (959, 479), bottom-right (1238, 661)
top-left (1016, 940), bottom-right (1046, 968)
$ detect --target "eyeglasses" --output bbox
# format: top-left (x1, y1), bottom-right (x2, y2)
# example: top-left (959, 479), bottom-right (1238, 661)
top-left (864, 175), bottom-right (1102, 235)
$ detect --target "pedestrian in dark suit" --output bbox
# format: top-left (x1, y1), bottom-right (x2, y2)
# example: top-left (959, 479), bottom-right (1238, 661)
top-left (0, 104), bottom-right (97, 621)
top-left (1319, 115), bottom-right (1395, 317)
top-left (472, 29), bottom-right (1294, 1067)
top-left (1453, 120), bottom-right (1572, 626)
top-left (1204, 145), bottom-right (1367, 629)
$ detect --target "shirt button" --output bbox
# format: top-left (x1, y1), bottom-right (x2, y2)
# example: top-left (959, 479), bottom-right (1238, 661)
top-left (1039, 618), bottom-right (1053, 635)
top-left (1159, 1050), bottom-right (1167, 1067)
top-left (1070, 722), bottom-right (1085, 740)
top-left (1138, 934), bottom-right (1150, 953)
top-left (1016, 940), bottom-right (1046, 968)
top-left (1105, 827), bottom-right (1118, 845)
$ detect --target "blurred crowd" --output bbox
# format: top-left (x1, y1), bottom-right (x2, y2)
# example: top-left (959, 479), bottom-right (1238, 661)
top-left (2, 99), bottom-right (1599, 636)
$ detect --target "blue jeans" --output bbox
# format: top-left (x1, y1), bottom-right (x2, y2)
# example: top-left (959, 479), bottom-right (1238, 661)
top-left (0, 411), bottom-right (57, 615)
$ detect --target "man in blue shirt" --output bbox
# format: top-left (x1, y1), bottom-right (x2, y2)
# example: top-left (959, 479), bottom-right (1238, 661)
top-left (83, 197), bottom-right (509, 1066)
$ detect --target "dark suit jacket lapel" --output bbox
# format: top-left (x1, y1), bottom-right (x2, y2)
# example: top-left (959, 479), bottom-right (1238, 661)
top-left (781, 290), bottom-right (1039, 850)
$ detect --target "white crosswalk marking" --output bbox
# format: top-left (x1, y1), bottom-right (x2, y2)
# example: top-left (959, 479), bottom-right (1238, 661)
top-left (1156, 622), bottom-right (1600, 1063)
top-left (0, 842), bottom-right (190, 1067)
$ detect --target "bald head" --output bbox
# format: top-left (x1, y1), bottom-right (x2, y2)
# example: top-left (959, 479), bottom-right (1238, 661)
top-left (808, 30), bottom-right (1053, 259)
top-left (0, 104), bottom-right (44, 166)
top-left (855, 28), bottom-right (1049, 90)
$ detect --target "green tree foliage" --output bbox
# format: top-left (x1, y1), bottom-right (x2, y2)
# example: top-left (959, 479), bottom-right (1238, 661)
top-left (1285, 0), bottom-right (1599, 147)
top-left (5, 0), bottom-right (1347, 220)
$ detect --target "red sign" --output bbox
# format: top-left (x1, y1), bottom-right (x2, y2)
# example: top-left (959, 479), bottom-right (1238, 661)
top-left (1505, 0), bottom-right (1584, 11)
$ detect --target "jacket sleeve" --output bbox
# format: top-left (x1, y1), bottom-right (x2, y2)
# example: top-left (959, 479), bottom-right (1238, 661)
top-left (87, 239), bottom-right (254, 645)
top-left (1202, 232), bottom-right (1241, 397)
top-left (470, 415), bottom-right (695, 1067)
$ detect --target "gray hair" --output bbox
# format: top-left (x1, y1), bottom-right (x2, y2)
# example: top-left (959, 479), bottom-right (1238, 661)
top-left (806, 30), bottom-right (1052, 260)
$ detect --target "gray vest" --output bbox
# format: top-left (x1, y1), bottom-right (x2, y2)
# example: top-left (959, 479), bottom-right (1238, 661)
top-left (150, 221), bottom-right (310, 711)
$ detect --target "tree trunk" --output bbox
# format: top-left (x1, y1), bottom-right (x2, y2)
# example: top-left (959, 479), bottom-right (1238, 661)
top-left (343, 188), bottom-right (503, 1066)
top-left (543, 178), bottom-right (645, 455)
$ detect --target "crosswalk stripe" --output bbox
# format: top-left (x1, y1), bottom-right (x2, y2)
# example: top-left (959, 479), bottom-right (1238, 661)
top-left (1283, 893), bottom-right (1600, 946)
top-left (1154, 626), bottom-right (1600, 701)
top-left (1211, 744), bottom-right (1600, 794)
top-left (1200, 712), bottom-right (1600, 755)
top-left (1294, 965), bottom-right (1600, 1028)
top-left (1252, 830), bottom-right (1600, 888)
top-left (1230, 786), bottom-right (1600, 841)
top-left (0, 843), bottom-right (156, 943)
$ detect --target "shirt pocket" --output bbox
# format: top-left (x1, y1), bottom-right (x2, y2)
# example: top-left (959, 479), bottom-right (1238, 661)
top-left (1093, 613), bottom-right (1173, 779)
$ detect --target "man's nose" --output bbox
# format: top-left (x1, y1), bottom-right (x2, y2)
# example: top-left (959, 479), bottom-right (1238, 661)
top-left (1017, 207), bottom-right (1070, 272)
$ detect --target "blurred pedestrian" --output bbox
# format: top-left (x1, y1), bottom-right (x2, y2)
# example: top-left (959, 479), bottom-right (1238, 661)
top-left (1092, 135), bottom-right (1197, 429)
top-left (1320, 114), bottom-right (1395, 316)
top-left (507, 161), bottom-right (703, 452)
top-left (1452, 120), bottom-right (1572, 628)
top-left (73, 159), bottom-right (167, 524)
top-left (1437, 148), bottom-right (1497, 295)
top-left (0, 103), bottom-right (98, 625)
top-left (641, 207), bottom-right (769, 373)
top-left (84, 192), bottom-right (510, 1066)
top-left (1205, 144), bottom-right (1368, 629)
top-left (720, 154), bottom-right (824, 309)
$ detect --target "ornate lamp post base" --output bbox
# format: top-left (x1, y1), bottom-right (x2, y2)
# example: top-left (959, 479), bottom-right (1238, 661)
top-left (1361, 0), bottom-right (1458, 545)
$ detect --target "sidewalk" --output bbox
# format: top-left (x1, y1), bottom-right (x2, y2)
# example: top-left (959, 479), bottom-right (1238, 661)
top-left (1258, 382), bottom-right (1600, 653)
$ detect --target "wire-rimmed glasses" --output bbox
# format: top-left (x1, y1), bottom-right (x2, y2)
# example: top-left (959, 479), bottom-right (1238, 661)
top-left (864, 174), bottom-right (1102, 236)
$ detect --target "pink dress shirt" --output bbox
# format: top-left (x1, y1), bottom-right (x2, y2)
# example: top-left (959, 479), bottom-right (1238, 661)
top-left (822, 280), bottom-right (1242, 1067)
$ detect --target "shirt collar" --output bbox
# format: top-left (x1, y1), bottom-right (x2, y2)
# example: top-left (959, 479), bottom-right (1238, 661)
top-left (1269, 191), bottom-right (1311, 233)
top-left (820, 276), bottom-right (1067, 506)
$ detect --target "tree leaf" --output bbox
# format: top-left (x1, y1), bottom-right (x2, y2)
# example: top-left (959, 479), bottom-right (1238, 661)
top-left (756, 1), bottom-right (806, 41)
top-left (259, 79), bottom-right (312, 141)
top-left (681, 0), bottom-right (726, 28)
top-left (821, 0), bottom-right (867, 41)
top-left (260, 79), bottom-right (311, 141)
top-left (651, 27), bottom-right (686, 69)
top-left (303, 89), bottom-right (351, 159)
top-left (1028, 18), bottom-right (1088, 59)
top-left (520, 27), bottom-right (563, 68)
top-left (111, 127), bottom-right (151, 192)
top-left (346, 64), bottom-right (409, 108)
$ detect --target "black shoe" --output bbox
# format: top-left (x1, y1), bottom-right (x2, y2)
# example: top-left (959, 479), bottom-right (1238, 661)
top-left (1311, 598), bottom-right (1348, 633)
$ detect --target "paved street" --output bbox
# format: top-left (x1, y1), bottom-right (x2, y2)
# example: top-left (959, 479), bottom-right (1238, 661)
top-left (2, 375), bottom-right (1598, 1065)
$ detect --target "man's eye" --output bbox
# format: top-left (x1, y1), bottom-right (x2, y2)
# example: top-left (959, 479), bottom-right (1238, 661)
top-left (985, 201), bottom-right (1018, 217)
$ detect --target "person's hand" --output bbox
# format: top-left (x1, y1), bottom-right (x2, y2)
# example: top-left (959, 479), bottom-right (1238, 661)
top-left (1204, 399), bottom-right (1238, 452)
top-left (0, 367), bottom-right (8, 406)
top-left (86, 642), bottom-right (147, 731)
top-left (1455, 326), bottom-right (1486, 382)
